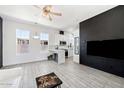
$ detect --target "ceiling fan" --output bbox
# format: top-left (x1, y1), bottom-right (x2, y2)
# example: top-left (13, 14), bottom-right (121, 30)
top-left (34, 5), bottom-right (62, 21)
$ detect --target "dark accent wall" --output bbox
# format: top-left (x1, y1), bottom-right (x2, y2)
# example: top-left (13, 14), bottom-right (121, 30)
top-left (0, 17), bottom-right (2, 68)
top-left (80, 5), bottom-right (124, 77)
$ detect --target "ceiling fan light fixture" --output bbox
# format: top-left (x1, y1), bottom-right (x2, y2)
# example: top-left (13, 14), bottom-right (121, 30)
top-left (34, 5), bottom-right (62, 21)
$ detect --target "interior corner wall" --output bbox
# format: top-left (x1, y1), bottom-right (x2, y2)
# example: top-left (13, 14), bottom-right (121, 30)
top-left (3, 19), bottom-right (58, 66)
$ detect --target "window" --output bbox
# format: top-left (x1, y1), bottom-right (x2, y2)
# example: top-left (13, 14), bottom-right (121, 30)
top-left (16, 29), bottom-right (30, 54)
top-left (40, 33), bottom-right (49, 45)
top-left (40, 33), bottom-right (49, 41)
top-left (40, 33), bottom-right (49, 50)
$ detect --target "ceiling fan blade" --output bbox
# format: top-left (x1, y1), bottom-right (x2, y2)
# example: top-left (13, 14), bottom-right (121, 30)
top-left (50, 12), bottom-right (62, 16)
top-left (33, 5), bottom-right (42, 10)
top-left (43, 5), bottom-right (52, 12)
top-left (48, 14), bottom-right (52, 21)
top-left (45, 5), bottom-right (52, 9)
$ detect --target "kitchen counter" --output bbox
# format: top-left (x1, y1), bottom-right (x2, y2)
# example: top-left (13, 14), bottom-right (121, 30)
top-left (49, 49), bottom-right (65, 64)
top-left (58, 48), bottom-right (73, 57)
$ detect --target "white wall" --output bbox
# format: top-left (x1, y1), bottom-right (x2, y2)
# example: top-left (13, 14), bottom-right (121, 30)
top-left (3, 19), bottom-right (59, 66)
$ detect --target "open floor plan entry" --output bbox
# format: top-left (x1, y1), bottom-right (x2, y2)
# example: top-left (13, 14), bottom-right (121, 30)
top-left (0, 5), bottom-right (124, 88)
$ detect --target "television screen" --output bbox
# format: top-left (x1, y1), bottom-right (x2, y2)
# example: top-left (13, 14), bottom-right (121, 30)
top-left (87, 39), bottom-right (124, 59)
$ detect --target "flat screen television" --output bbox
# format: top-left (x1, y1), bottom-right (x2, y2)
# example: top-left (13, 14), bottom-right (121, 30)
top-left (87, 39), bottom-right (124, 60)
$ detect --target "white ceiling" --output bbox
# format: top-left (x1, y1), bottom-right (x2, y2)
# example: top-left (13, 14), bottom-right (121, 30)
top-left (0, 5), bottom-right (117, 31)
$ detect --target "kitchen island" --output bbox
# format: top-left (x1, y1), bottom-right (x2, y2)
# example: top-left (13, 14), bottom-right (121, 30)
top-left (49, 49), bottom-right (65, 64)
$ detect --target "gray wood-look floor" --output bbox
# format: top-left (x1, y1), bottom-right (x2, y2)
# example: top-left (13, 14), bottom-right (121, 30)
top-left (3, 58), bottom-right (124, 88)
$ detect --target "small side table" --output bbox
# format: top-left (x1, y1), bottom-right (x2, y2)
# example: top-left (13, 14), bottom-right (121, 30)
top-left (36, 72), bottom-right (62, 88)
